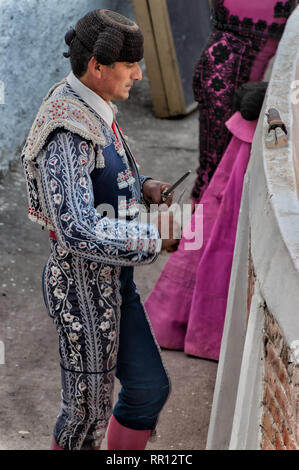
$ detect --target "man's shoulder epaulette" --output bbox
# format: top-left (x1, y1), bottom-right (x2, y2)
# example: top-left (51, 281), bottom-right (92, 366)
top-left (21, 80), bottom-right (113, 230)
top-left (23, 82), bottom-right (107, 165)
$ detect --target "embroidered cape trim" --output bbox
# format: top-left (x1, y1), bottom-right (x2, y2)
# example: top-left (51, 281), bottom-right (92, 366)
top-left (23, 80), bottom-right (106, 164)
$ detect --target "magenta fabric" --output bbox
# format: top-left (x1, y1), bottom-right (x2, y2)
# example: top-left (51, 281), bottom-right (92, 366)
top-left (191, 0), bottom-right (293, 201)
top-left (215, 0), bottom-right (292, 32)
top-left (145, 112), bottom-right (257, 360)
top-left (191, 33), bottom-right (278, 202)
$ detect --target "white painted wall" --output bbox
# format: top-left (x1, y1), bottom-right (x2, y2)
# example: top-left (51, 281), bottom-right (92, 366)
top-left (0, 0), bottom-right (133, 174)
top-left (207, 6), bottom-right (299, 449)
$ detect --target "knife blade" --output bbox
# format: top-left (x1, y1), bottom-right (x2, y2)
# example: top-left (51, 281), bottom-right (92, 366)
top-left (161, 170), bottom-right (192, 202)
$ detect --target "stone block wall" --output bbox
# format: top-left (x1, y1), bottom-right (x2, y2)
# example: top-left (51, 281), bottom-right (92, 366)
top-left (261, 308), bottom-right (299, 450)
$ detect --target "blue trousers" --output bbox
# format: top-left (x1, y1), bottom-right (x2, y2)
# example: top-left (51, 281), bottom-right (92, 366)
top-left (42, 261), bottom-right (170, 449)
top-left (114, 267), bottom-right (170, 430)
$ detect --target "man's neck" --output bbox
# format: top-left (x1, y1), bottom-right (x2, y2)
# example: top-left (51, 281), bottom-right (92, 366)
top-left (79, 75), bottom-right (109, 103)
top-left (66, 72), bottom-right (114, 126)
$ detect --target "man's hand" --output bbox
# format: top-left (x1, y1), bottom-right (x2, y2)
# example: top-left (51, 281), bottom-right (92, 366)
top-left (157, 212), bottom-right (180, 253)
top-left (142, 179), bottom-right (173, 207)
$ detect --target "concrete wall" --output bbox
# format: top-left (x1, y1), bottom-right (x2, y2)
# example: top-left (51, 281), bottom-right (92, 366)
top-left (206, 6), bottom-right (299, 450)
top-left (0, 0), bottom-right (133, 174)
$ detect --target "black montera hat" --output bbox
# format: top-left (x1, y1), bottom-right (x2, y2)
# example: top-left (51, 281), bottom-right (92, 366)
top-left (64, 9), bottom-right (144, 64)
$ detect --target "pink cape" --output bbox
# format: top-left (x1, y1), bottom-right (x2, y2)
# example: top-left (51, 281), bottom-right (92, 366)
top-left (145, 112), bottom-right (257, 360)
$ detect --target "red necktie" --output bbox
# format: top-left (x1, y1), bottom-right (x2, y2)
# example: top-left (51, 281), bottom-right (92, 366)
top-left (111, 119), bottom-right (118, 139)
top-left (112, 119), bottom-right (138, 165)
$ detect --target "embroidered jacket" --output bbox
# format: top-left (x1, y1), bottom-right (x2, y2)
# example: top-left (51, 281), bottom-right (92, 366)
top-left (22, 79), bottom-right (162, 266)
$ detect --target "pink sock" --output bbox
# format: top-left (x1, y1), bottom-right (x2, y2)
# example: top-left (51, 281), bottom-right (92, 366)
top-left (107, 415), bottom-right (152, 450)
top-left (51, 436), bottom-right (64, 450)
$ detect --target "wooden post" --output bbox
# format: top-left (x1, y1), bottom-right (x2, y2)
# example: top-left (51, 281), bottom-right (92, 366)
top-left (132, 0), bottom-right (211, 117)
top-left (132, 0), bottom-right (169, 117)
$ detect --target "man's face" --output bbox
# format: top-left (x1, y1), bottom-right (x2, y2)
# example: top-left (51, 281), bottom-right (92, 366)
top-left (96, 61), bottom-right (142, 102)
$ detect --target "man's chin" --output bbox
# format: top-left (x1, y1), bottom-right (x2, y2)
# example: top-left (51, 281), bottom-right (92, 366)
top-left (113, 91), bottom-right (130, 101)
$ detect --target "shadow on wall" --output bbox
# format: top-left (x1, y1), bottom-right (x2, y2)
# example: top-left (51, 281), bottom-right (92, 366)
top-left (0, 0), bottom-right (133, 175)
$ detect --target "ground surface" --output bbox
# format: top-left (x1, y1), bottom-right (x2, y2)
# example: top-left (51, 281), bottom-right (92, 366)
top-left (0, 70), bottom-right (218, 450)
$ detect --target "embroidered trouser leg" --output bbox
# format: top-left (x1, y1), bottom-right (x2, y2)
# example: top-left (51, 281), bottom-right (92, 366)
top-left (113, 267), bottom-right (171, 431)
top-left (42, 248), bottom-right (122, 450)
top-left (53, 365), bottom-right (115, 450)
top-left (42, 247), bottom-right (169, 450)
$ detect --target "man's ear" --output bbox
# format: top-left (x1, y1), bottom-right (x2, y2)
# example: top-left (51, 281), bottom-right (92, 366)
top-left (88, 56), bottom-right (102, 77)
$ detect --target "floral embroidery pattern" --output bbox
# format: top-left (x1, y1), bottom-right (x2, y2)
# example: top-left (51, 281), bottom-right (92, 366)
top-left (117, 169), bottom-right (136, 189)
top-left (211, 43), bottom-right (231, 65)
top-left (114, 140), bottom-right (126, 157)
top-left (118, 197), bottom-right (139, 217)
top-left (43, 243), bottom-right (121, 449)
top-left (191, 0), bottom-right (295, 202)
top-left (24, 97), bottom-right (106, 160)
top-left (274, 1), bottom-right (294, 17)
top-left (211, 0), bottom-right (292, 38)
top-left (191, 22), bottom-right (272, 201)
top-left (211, 76), bottom-right (226, 92)
top-left (38, 131), bottom-right (161, 264)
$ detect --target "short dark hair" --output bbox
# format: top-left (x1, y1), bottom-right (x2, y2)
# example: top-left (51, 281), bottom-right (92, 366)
top-left (65, 33), bottom-right (93, 77)
top-left (63, 10), bottom-right (143, 75)
top-left (234, 81), bottom-right (268, 121)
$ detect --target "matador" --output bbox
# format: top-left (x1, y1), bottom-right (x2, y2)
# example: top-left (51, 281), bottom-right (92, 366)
top-left (22, 9), bottom-right (178, 450)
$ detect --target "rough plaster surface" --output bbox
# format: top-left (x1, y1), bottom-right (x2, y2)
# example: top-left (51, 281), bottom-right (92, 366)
top-left (248, 6), bottom-right (299, 345)
top-left (207, 6), bottom-right (299, 450)
top-left (0, 0), bottom-right (133, 174)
